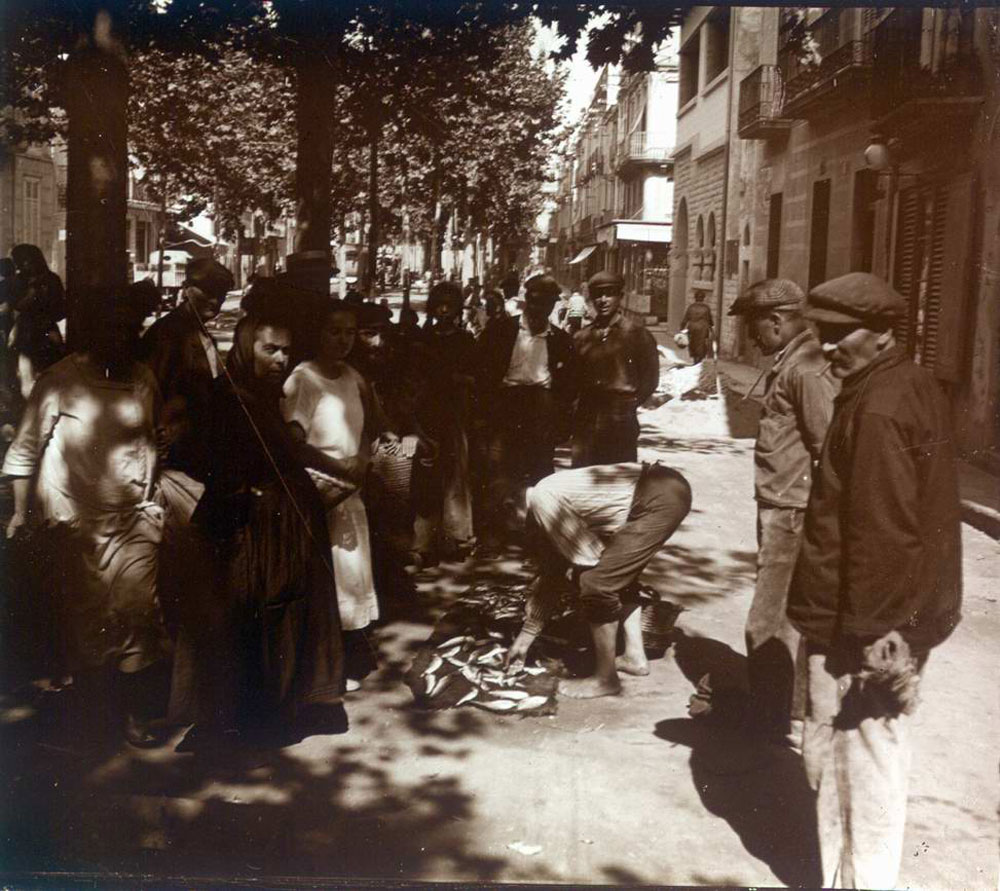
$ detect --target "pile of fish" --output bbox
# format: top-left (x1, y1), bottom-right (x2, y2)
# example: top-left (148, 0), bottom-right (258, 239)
top-left (404, 582), bottom-right (559, 715)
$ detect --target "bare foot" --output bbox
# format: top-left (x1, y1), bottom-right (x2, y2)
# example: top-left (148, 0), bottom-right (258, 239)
top-left (559, 676), bottom-right (622, 699)
top-left (615, 655), bottom-right (650, 676)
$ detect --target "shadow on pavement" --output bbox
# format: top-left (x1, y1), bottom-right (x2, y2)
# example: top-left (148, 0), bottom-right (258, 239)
top-left (654, 717), bottom-right (820, 888)
top-left (0, 675), bottom-right (504, 883)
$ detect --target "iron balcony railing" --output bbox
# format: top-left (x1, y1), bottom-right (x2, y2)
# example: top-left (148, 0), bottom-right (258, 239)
top-left (872, 8), bottom-right (982, 122)
top-left (778, 9), bottom-right (872, 116)
top-left (738, 64), bottom-right (794, 138)
top-left (616, 131), bottom-right (673, 167)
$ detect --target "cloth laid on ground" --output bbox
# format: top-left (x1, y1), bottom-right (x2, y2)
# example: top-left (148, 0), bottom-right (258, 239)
top-left (404, 582), bottom-right (562, 716)
top-left (405, 579), bottom-right (684, 715)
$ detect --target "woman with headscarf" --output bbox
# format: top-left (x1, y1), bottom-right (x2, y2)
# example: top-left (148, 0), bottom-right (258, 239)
top-left (9, 243), bottom-right (66, 399)
top-left (3, 283), bottom-right (168, 746)
top-left (178, 305), bottom-right (345, 751)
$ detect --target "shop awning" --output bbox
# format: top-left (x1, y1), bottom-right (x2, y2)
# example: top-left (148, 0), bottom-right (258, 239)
top-left (615, 221), bottom-right (671, 244)
top-left (568, 244), bottom-right (598, 265)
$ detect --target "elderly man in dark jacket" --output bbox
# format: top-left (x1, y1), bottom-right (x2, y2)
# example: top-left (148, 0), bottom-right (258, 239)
top-left (788, 272), bottom-right (962, 890)
top-left (572, 270), bottom-right (659, 467)
top-left (475, 274), bottom-right (577, 549)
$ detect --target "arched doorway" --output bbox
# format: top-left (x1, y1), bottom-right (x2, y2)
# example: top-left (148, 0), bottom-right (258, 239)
top-left (669, 198), bottom-right (689, 328)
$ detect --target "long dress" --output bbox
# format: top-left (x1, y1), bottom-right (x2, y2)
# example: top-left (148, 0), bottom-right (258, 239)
top-left (282, 361), bottom-right (378, 632)
top-left (1, 353), bottom-right (165, 674)
top-left (190, 375), bottom-right (343, 733)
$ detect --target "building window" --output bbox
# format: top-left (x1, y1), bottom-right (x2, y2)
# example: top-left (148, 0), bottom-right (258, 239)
top-left (704, 8), bottom-right (731, 84)
top-left (679, 34), bottom-right (701, 105)
top-left (22, 177), bottom-right (42, 246)
top-left (125, 219), bottom-right (132, 259)
top-left (135, 220), bottom-right (150, 265)
top-left (766, 192), bottom-right (783, 278)
top-left (808, 179), bottom-right (831, 289)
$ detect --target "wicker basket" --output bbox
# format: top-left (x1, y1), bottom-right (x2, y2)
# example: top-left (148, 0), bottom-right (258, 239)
top-left (638, 588), bottom-right (683, 654)
top-left (370, 451), bottom-right (413, 502)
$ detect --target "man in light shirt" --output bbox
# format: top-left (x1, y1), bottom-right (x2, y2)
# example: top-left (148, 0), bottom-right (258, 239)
top-left (474, 274), bottom-right (577, 551)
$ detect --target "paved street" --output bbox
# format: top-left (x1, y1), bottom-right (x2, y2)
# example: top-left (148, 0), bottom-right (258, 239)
top-left (2, 400), bottom-right (996, 888)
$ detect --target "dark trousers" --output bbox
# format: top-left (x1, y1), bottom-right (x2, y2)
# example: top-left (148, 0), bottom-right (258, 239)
top-left (483, 386), bottom-right (558, 537)
top-left (577, 465), bottom-right (692, 624)
top-left (745, 505), bottom-right (807, 737)
top-left (571, 393), bottom-right (640, 468)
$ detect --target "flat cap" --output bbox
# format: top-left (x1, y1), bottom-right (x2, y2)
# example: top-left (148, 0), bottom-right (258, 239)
top-left (428, 280), bottom-right (463, 303)
top-left (729, 278), bottom-right (803, 316)
top-left (587, 270), bottom-right (624, 294)
top-left (806, 272), bottom-right (906, 325)
top-left (185, 258), bottom-right (234, 298)
top-left (524, 274), bottom-right (560, 301)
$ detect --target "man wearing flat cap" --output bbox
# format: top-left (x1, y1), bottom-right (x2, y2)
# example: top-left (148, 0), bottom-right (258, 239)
top-left (572, 271), bottom-right (659, 467)
top-left (141, 257), bottom-right (234, 481)
top-left (788, 272), bottom-right (962, 889)
top-left (475, 273), bottom-right (577, 550)
top-left (728, 279), bottom-right (837, 749)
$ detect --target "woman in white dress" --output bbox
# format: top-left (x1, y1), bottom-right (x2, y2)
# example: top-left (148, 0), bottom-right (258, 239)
top-left (282, 300), bottom-right (394, 688)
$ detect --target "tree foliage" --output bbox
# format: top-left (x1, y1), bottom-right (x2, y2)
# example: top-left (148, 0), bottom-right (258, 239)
top-left (128, 43), bottom-right (296, 236)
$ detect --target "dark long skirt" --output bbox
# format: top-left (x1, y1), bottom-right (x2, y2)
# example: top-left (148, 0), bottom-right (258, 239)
top-left (178, 479), bottom-right (344, 736)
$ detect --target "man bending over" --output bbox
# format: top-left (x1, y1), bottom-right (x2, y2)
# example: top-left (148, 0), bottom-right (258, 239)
top-left (507, 462), bottom-right (691, 698)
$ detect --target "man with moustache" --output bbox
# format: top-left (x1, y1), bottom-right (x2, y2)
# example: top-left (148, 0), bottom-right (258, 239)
top-left (788, 272), bottom-right (962, 889)
top-left (571, 271), bottom-right (659, 467)
top-left (727, 279), bottom-right (837, 748)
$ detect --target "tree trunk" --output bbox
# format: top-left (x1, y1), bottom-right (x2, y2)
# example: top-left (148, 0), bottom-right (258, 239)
top-left (65, 6), bottom-right (128, 349)
top-left (292, 54), bottom-right (333, 292)
top-left (366, 128), bottom-right (379, 296)
top-left (430, 147), bottom-right (443, 277)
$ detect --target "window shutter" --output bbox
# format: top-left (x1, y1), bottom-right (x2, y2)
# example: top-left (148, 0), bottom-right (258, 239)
top-left (933, 173), bottom-right (975, 382)
top-left (892, 187), bottom-right (921, 351)
top-left (918, 185), bottom-right (949, 369)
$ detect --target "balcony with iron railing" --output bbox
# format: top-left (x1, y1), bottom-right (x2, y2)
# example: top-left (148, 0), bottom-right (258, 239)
top-left (871, 8), bottom-right (983, 140)
top-left (738, 64), bottom-right (795, 139)
top-left (616, 131), bottom-right (673, 172)
top-left (778, 9), bottom-right (872, 118)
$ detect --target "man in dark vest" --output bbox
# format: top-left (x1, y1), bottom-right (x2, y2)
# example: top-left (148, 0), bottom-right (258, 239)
top-left (475, 273), bottom-right (577, 550)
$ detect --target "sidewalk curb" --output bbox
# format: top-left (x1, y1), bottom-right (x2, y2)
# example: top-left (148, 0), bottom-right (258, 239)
top-left (961, 500), bottom-right (1000, 540)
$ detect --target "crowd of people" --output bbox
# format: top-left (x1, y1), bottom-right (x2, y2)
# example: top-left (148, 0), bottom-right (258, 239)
top-left (0, 243), bottom-right (964, 889)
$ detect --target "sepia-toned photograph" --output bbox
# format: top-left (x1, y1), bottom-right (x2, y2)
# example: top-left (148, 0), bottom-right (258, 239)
top-left (1, 2), bottom-right (998, 888)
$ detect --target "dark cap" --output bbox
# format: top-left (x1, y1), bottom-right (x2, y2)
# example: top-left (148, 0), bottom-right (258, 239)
top-left (805, 273), bottom-right (906, 325)
top-left (729, 278), bottom-right (804, 316)
top-left (587, 270), bottom-right (624, 295)
top-left (357, 301), bottom-right (392, 328)
top-left (524, 274), bottom-right (560, 301)
top-left (185, 258), bottom-right (234, 300)
top-left (429, 280), bottom-right (463, 303)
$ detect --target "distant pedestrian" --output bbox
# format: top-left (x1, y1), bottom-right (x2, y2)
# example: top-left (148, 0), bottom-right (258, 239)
top-left (9, 244), bottom-right (65, 400)
top-left (788, 272), bottom-right (962, 889)
top-left (501, 266), bottom-right (519, 301)
top-left (565, 289), bottom-right (587, 333)
top-left (728, 279), bottom-right (837, 748)
top-left (679, 291), bottom-right (714, 364)
top-left (411, 280), bottom-right (477, 565)
top-left (572, 271), bottom-right (659, 467)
